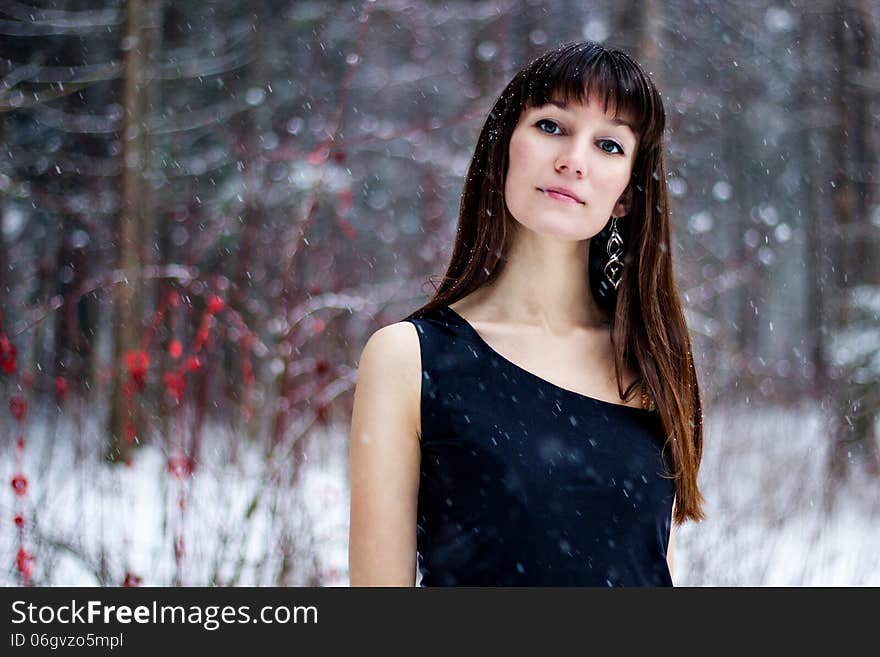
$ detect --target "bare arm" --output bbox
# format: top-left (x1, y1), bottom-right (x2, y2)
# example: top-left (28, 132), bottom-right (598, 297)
top-left (348, 322), bottom-right (422, 586)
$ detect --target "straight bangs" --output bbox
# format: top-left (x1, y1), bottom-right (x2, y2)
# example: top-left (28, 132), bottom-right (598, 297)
top-left (520, 47), bottom-right (663, 152)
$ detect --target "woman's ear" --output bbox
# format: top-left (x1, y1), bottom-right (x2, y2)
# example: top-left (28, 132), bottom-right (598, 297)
top-left (612, 185), bottom-right (633, 218)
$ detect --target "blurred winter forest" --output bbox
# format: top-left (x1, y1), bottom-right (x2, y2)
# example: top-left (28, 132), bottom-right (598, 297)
top-left (0, 0), bottom-right (878, 586)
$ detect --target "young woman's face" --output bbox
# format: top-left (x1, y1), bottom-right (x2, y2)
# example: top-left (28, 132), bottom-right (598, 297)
top-left (503, 92), bottom-right (638, 241)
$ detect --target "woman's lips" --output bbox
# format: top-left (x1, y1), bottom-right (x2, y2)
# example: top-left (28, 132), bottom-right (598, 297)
top-left (538, 188), bottom-right (584, 205)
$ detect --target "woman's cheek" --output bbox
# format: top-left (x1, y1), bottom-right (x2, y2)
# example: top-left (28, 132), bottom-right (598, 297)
top-left (508, 131), bottom-right (530, 171)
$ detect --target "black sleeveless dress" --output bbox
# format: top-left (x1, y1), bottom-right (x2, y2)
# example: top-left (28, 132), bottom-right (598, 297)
top-left (404, 306), bottom-right (674, 587)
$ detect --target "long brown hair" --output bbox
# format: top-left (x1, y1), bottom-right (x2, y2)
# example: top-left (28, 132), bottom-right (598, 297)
top-left (402, 41), bottom-right (705, 525)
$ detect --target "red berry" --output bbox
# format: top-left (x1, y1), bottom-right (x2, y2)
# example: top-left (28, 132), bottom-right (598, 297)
top-left (337, 218), bottom-right (356, 240)
top-left (164, 371), bottom-right (186, 403)
top-left (307, 145), bottom-right (329, 165)
top-left (124, 349), bottom-right (150, 390)
top-left (0, 338), bottom-right (16, 374)
top-left (167, 455), bottom-right (193, 479)
top-left (206, 295), bottom-right (225, 315)
top-left (316, 402), bottom-right (330, 425)
top-left (242, 359), bottom-right (255, 385)
top-left (194, 328), bottom-right (210, 350)
top-left (337, 188), bottom-right (353, 214)
top-left (11, 474), bottom-right (28, 496)
top-left (14, 515), bottom-right (24, 528)
top-left (16, 548), bottom-right (33, 577)
top-left (169, 340), bottom-right (183, 359)
top-left (10, 396), bottom-right (26, 422)
top-left (55, 376), bottom-right (68, 401)
top-left (122, 572), bottom-right (142, 587)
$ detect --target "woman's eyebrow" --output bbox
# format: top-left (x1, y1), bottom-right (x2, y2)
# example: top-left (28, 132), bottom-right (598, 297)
top-left (542, 98), bottom-right (635, 131)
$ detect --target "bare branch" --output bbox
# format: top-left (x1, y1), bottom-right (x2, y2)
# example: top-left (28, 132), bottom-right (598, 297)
top-left (0, 62), bottom-right (118, 112)
top-left (0, 18), bottom-right (116, 37)
top-left (0, 0), bottom-right (122, 27)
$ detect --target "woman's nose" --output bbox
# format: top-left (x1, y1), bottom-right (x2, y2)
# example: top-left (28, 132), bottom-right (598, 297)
top-left (554, 147), bottom-right (586, 177)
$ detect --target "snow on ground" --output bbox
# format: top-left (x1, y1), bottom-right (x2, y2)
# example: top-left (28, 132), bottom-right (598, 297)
top-left (1, 404), bottom-right (350, 587)
top-left (2, 398), bottom-right (877, 586)
top-left (675, 399), bottom-right (880, 586)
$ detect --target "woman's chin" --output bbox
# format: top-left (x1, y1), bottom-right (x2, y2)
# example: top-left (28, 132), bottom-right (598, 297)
top-left (513, 216), bottom-right (604, 243)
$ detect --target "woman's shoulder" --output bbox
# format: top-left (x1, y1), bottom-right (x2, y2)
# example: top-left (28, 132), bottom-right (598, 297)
top-left (359, 321), bottom-right (421, 374)
top-left (358, 322), bottom-right (421, 393)
top-left (355, 322), bottom-right (422, 437)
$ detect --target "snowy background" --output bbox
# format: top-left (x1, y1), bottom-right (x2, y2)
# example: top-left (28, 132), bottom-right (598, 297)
top-left (1, 1), bottom-right (879, 585)
top-left (2, 396), bottom-right (877, 586)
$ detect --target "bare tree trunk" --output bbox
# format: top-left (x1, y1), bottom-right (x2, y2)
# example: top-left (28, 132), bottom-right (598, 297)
top-left (826, 1), bottom-right (880, 492)
top-left (636, 0), bottom-right (658, 67)
top-left (843, 0), bottom-right (879, 476)
top-left (228, 1), bottom-right (269, 409)
top-left (831, 6), bottom-right (853, 326)
top-left (610, 0), bottom-right (657, 64)
top-left (142, 0), bottom-right (172, 438)
top-left (0, 112), bottom-right (5, 314)
top-left (107, 0), bottom-right (148, 463)
top-left (853, 0), bottom-right (878, 287)
top-left (800, 7), bottom-right (831, 402)
top-left (140, 0), bottom-right (162, 273)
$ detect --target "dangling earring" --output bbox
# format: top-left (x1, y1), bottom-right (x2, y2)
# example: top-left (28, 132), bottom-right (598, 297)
top-left (603, 215), bottom-right (624, 290)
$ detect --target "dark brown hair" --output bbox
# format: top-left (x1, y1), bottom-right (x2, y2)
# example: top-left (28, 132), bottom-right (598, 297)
top-left (403, 41), bottom-right (705, 525)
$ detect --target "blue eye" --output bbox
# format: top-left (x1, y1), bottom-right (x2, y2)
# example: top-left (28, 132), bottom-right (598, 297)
top-left (599, 139), bottom-right (624, 155)
top-left (535, 119), bottom-right (624, 155)
top-left (536, 119), bottom-right (561, 135)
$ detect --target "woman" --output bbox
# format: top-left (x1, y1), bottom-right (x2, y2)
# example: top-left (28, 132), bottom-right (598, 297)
top-left (349, 41), bottom-right (705, 586)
